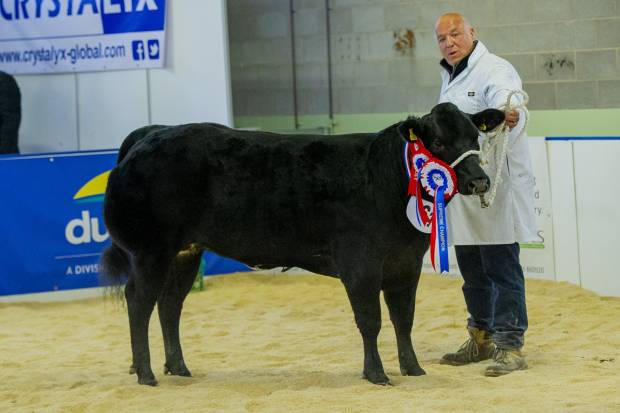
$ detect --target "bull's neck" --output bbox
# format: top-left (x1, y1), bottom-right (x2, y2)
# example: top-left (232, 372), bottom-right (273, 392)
top-left (370, 127), bottom-right (410, 206)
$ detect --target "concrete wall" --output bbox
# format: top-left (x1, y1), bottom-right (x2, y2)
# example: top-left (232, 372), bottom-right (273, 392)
top-left (547, 138), bottom-right (620, 296)
top-left (15, 0), bottom-right (232, 154)
top-left (228, 0), bottom-right (620, 124)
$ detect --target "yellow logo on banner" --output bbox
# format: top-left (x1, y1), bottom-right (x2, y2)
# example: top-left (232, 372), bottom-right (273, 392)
top-left (65, 169), bottom-right (112, 245)
top-left (73, 170), bottom-right (110, 203)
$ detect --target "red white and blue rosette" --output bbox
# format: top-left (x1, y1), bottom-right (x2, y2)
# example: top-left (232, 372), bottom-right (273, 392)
top-left (418, 158), bottom-right (457, 273)
top-left (404, 141), bottom-right (434, 232)
top-left (403, 139), bottom-right (459, 273)
top-left (404, 141), bottom-right (431, 193)
top-left (406, 194), bottom-right (433, 234)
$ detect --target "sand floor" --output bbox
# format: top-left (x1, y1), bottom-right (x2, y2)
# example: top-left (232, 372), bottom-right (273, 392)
top-left (1, 273), bottom-right (619, 413)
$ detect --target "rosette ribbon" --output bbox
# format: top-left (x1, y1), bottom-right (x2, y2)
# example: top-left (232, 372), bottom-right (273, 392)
top-left (418, 159), bottom-right (457, 273)
top-left (404, 140), bottom-right (432, 231)
top-left (404, 138), bottom-right (458, 273)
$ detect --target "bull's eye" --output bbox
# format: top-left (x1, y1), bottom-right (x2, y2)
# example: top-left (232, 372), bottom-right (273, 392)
top-left (431, 140), bottom-right (445, 151)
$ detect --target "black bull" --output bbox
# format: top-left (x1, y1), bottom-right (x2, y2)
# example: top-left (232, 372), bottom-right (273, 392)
top-left (101, 102), bottom-right (504, 386)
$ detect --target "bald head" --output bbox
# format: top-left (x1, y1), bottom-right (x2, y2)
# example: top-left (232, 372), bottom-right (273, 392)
top-left (435, 13), bottom-right (476, 67)
top-left (435, 13), bottom-right (472, 32)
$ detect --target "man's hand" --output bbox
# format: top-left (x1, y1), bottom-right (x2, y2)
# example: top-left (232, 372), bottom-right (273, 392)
top-left (505, 109), bottom-right (519, 130)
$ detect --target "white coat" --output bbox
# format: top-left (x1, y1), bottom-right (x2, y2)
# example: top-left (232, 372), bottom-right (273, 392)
top-left (439, 41), bottom-right (537, 245)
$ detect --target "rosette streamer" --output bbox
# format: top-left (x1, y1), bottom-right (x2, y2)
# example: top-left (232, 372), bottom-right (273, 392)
top-left (404, 135), bottom-right (457, 273)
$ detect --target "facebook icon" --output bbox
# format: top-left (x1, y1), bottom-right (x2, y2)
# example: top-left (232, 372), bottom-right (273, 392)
top-left (132, 41), bottom-right (146, 61)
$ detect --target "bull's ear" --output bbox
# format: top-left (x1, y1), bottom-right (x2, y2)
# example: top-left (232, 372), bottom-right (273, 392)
top-left (396, 116), bottom-right (424, 142)
top-left (469, 109), bottom-right (505, 132)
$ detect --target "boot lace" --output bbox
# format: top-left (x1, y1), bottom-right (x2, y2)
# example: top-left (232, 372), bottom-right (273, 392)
top-left (458, 338), bottom-right (479, 358)
top-left (492, 348), bottom-right (512, 364)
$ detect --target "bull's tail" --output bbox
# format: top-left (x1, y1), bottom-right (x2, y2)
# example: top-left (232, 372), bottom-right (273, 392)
top-left (100, 242), bottom-right (132, 297)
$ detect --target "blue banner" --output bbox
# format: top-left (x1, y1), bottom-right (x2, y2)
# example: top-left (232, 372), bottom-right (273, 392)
top-left (0, 150), bottom-right (117, 295)
top-left (0, 150), bottom-right (250, 297)
top-left (0, 0), bottom-right (166, 74)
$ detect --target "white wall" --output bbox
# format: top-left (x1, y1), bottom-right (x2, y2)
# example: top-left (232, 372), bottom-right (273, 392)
top-left (149, 0), bottom-right (233, 126)
top-left (17, 74), bottom-right (79, 153)
top-left (548, 139), bottom-right (620, 297)
top-left (547, 141), bottom-right (581, 286)
top-left (14, 0), bottom-right (232, 153)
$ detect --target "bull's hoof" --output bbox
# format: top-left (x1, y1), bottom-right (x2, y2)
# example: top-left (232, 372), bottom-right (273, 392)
top-left (138, 375), bottom-right (158, 386)
top-left (164, 361), bottom-right (192, 377)
top-left (400, 365), bottom-right (426, 376)
top-left (363, 371), bottom-right (392, 386)
top-left (134, 366), bottom-right (157, 386)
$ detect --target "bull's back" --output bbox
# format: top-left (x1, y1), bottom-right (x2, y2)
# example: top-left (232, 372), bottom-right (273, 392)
top-left (105, 123), bottom-right (377, 261)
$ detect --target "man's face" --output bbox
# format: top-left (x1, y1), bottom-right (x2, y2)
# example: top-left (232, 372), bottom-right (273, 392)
top-left (435, 16), bottom-right (475, 66)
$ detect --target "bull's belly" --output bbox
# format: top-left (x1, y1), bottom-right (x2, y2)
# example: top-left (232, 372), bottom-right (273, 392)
top-left (199, 229), bottom-right (328, 262)
top-left (199, 243), bottom-right (337, 277)
top-left (186, 215), bottom-right (338, 275)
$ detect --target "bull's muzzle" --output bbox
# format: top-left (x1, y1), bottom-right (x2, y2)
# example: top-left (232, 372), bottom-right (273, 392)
top-left (467, 177), bottom-right (490, 195)
top-left (454, 155), bottom-right (490, 195)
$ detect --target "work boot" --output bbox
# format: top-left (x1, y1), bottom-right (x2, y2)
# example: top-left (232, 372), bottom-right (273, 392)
top-left (485, 348), bottom-right (528, 376)
top-left (439, 327), bottom-right (495, 366)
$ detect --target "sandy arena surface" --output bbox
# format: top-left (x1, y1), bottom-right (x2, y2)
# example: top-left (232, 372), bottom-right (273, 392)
top-left (1, 273), bottom-right (619, 413)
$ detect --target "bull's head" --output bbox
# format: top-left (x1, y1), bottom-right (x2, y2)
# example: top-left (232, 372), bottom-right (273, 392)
top-left (397, 102), bottom-right (504, 195)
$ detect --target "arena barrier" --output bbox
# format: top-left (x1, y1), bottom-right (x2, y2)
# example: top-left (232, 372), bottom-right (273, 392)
top-left (0, 150), bottom-right (249, 299)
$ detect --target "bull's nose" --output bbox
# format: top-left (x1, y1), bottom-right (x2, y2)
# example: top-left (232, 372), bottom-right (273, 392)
top-left (468, 178), bottom-right (490, 195)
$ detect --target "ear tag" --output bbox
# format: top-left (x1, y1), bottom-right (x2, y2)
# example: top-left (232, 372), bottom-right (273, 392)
top-left (479, 123), bottom-right (487, 132)
top-left (409, 128), bottom-right (418, 141)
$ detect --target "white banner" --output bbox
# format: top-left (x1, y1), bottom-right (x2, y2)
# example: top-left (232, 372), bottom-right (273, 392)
top-left (519, 136), bottom-right (555, 280)
top-left (0, 0), bottom-right (166, 74)
top-left (423, 137), bottom-right (556, 280)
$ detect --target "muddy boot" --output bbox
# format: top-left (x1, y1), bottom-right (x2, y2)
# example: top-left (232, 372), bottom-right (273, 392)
top-left (485, 348), bottom-right (528, 376)
top-left (439, 327), bottom-right (495, 366)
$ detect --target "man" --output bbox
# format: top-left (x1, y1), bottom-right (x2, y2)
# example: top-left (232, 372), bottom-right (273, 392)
top-left (434, 13), bottom-right (537, 376)
top-left (0, 70), bottom-right (21, 154)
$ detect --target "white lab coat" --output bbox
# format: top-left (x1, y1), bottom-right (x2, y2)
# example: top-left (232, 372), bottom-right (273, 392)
top-left (439, 41), bottom-right (537, 245)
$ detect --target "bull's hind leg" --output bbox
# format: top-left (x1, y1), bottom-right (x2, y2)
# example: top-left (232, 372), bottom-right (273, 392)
top-left (157, 245), bottom-right (203, 377)
top-left (125, 253), bottom-right (171, 386)
top-left (384, 283), bottom-right (426, 376)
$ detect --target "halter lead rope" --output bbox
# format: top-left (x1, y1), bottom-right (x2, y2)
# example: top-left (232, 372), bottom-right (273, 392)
top-left (450, 149), bottom-right (480, 169)
top-left (476, 90), bottom-right (530, 208)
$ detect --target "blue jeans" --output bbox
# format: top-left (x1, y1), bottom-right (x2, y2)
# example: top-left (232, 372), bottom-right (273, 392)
top-left (455, 243), bottom-right (528, 350)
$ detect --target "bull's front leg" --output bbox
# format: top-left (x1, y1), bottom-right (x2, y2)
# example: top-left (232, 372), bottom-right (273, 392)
top-left (384, 284), bottom-right (426, 376)
top-left (341, 277), bottom-right (390, 385)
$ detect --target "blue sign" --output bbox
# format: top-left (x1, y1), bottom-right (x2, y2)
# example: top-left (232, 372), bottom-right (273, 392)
top-left (100, 0), bottom-right (166, 34)
top-left (0, 149), bottom-right (250, 297)
top-left (0, 150), bottom-right (117, 295)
